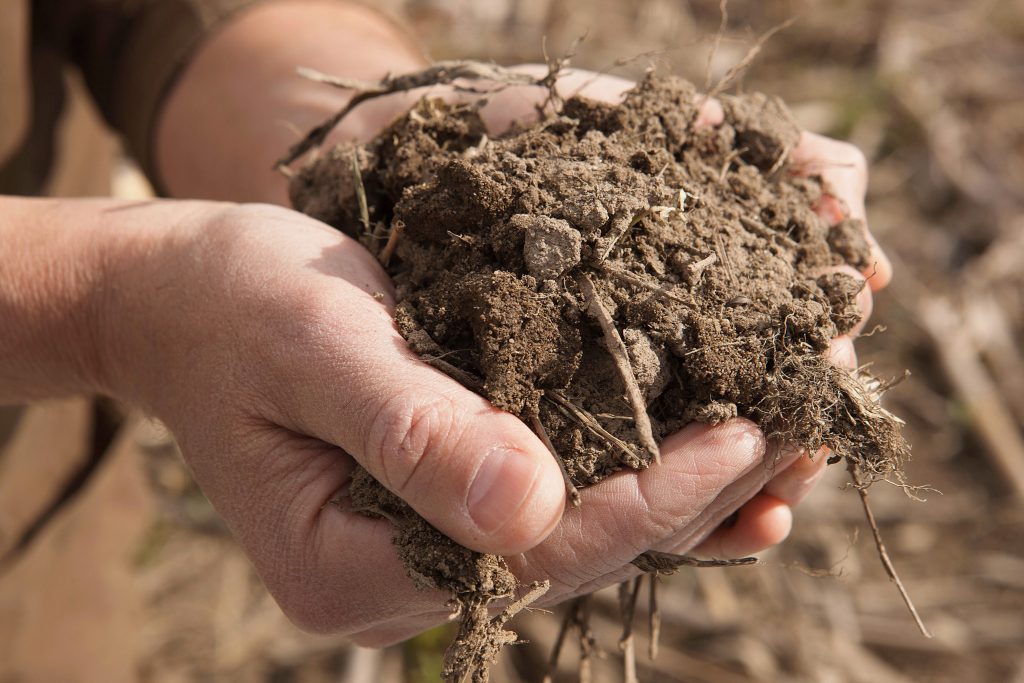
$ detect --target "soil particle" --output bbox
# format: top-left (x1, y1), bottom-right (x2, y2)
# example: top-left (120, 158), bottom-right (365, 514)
top-left (519, 215), bottom-right (583, 280)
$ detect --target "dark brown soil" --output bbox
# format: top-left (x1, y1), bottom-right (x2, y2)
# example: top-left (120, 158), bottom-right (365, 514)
top-left (289, 74), bottom-right (908, 682)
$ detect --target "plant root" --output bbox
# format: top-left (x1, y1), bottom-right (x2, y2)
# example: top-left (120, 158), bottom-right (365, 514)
top-left (443, 581), bottom-right (550, 683)
top-left (849, 462), bottom-right (933, 638)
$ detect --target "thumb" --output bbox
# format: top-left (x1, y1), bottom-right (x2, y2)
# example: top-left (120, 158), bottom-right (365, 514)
top-left (279, 292), bottom-right (567, 556)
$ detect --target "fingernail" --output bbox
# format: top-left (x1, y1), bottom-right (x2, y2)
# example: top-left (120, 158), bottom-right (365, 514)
top-left (467, 447), bottom-right (539, 535)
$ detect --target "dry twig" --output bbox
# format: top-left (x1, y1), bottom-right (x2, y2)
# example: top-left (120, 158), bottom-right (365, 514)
top-left (277, 60), bottom-right (561, 168)
top-left (598, 262), bottom-right (693, 305)
top-left (577, 273), bottom-right (661, 464)
top-left (544, 390), bottom-right (641, 466)
top-left (594, 210), bottom-right (641, 263)
top-left (707, 17), bottom-right (798, 100)
top-left (919, 296), bottom-right (1024, 498)
top-left (632, 550), bottom-right (758, 573)
top-left (530, 415), bottom-right (581, 507)
top-left (350, 151), bottom-right (370, 234)
top-left (648, 575), bottom-right (661, 660)
top-left (618, 577), bottom-right (642, 683)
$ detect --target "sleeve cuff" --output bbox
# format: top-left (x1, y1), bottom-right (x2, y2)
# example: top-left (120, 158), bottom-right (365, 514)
top-left (111, 0), bottom-right (266, 190)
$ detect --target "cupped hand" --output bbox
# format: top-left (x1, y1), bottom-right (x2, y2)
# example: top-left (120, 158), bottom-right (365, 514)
top-left (121, 68), bottom-right (888, 646)
top-left (93, 201), bottom-right (803, 645)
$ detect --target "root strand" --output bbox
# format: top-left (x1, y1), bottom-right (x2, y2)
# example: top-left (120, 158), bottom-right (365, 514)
top-left (849, 463), bottom-right (932, 638)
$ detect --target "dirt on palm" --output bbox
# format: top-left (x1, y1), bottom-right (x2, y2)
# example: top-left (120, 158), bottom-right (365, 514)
top-left (288, 73), bottom-right (909, 682)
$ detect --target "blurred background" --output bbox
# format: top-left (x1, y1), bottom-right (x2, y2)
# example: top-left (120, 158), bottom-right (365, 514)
top-left (2, 0), bottom-right (1022, 681)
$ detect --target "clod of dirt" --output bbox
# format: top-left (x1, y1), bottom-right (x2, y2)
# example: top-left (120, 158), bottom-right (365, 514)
top-left (289, 73), bottom-right (910, 683)
top-left (520, 215), bottom-right (583, 280)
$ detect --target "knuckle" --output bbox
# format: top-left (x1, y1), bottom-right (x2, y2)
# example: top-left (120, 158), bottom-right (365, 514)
top-left (364, 390), bottom-right (459, 495)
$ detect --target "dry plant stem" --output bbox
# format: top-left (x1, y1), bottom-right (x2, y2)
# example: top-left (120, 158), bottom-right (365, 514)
top-left (688, 252), bottom-right (718, 282)
top-left (598, 262), bottom-right (693, 305)
top-left (648, 575), bottom-right (661, 660)
top-left (530, 413), bottom-right (582, 507)
top-left (706, 17), bottom-right (797, 101)
top-left (503, 581), bottom-right (551, 622)
top-left (545, 390), bottom-right (640, 465)
top-left (542, 599), bottom-right (578, 683)
top-left (704, 0), bottom-right (730, 91)
top-left (577, 273), bottom-right (661, 465)
top-left (277, 61), bottom-right (554, 168)
top-left (350, 151), bottom-right (370, 234)
top-left (920, 296), bottom-right (1024, 498)
top-left (713, 232), bottom-right (738, 287)
top-left (740, 215), bottom-right (798, 251)
top-left (378, 220), bottom-right (403, 266)
top-left (618, 577), bottom-right (642, 683)
top-left (849, 463), bottom-right (933, 638)
top-left (578, 596), bottom-right (595, 683)
top-left (419, 354), bottom-right (484, 393)
top-left (595, 210), bottom-right (637, 263)
top-left (631, 550), bottom-right (757, 574)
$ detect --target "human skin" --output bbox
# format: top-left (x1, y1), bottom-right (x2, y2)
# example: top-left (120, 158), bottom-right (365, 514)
top-left (0, 0), bottom-right (888, 646)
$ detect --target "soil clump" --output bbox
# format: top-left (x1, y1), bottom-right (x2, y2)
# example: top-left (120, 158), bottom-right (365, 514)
top-left (288, 73), bottom-right (909, 682)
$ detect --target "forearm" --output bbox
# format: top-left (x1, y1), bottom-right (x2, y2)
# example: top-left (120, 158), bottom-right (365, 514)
top-left (0, 197), bottom-right (118, 402)
top-left (0, 196), bottom-right (213, 405)
top-left (156, 0), bottom-right (427, 203)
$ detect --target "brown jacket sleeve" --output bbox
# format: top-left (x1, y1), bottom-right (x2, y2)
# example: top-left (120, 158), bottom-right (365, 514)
top-left (33, 0), bottom-right (264, 181)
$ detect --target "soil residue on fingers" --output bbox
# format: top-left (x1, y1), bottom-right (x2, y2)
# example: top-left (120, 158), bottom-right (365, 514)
top-left (289, 73), bottom-right (909, 682)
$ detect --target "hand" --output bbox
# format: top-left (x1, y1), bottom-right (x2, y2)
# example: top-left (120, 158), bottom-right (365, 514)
top-left (70, 199), bottom-right (795, 645)
top-left (151, 44), bottom-right (887, 643)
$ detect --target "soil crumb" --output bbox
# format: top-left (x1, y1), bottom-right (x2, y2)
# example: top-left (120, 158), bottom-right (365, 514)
top-left (290, 73), bottom-right (909, 682)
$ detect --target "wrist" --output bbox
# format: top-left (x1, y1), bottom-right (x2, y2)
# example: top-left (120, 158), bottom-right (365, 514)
top-left (0, 197), bottom-right (154, 402)
top-left (86, 200), bottom-right (231, 410)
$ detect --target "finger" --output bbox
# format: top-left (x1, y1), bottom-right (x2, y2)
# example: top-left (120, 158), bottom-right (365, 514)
top-left (829, 335), bottom-right (858, 371)
top-left (260, 246), bottom-right (566, 557)
top-left (223, 221), bottom-right (569, 558)
top-left (509, 419), bottom-right (783, 596)
top-left (477, 65), bottom-right (633, 134)
top-left (791, 132), bottom-right (893, 290)
top-left (694, 96), bottom-right (724, 129)
top-left (690, 493), bottom-right (792, 558)
top-left (479, 65), bottom-right (722, 135)
top-left (349, 609), bottom-right (457, 648)
top-left (763, 446), bottom-right (830, 507)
